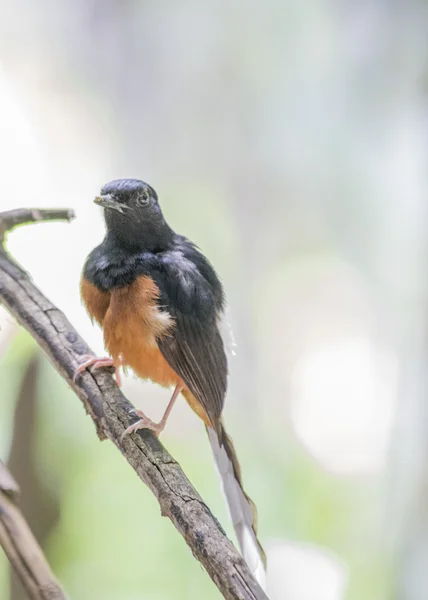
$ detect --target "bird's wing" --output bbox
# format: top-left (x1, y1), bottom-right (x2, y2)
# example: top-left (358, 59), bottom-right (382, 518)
top-left (157, 309), bottom-right (227, 429)
top-left (151, 248), bottom-right (228, 429)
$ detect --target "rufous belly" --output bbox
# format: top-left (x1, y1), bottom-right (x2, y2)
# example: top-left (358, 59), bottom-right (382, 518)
top-left (81, 274), bottom-right (211, 426)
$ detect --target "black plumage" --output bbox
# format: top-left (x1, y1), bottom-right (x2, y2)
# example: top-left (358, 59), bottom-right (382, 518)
top-left (81, 178), bottom-right (266, 584)
top-left (84, 179), bottom-right (227, 428)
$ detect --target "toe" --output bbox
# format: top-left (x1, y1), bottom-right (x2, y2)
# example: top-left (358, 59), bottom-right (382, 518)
top-left (73, 356), bottom-right (116, 382)
top-left (121, 419), bottom-right (146, 441)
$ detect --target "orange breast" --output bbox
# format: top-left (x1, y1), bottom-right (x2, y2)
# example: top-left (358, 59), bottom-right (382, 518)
top-left (81, 274), bottom-right (211, 426)
top-left (81, 278), bottom-right (111, 326)
top-left (102, 275), bottom-right (180, 389)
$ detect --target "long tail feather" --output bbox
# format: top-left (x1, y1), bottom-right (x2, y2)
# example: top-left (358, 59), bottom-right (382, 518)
top-left (206, 420), bottom-right (266, 588)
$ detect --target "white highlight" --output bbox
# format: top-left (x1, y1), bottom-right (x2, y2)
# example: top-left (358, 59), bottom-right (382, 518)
top-left (291, 336), bottom-right (397, 474)
top-left (217, 305), bottom-right (237, 357)
top-left (267, 541), bottom-right (347, 600)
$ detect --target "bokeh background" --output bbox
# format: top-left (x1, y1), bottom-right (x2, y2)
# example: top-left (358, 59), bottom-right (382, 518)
top-left (0, 2), bottom-right (427, 599)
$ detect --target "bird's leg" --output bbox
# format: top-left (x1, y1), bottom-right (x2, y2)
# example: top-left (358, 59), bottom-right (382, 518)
top-left (73, 354), bottom-right (123, 386)
top-left (121, 384), bottom-right (183, 441)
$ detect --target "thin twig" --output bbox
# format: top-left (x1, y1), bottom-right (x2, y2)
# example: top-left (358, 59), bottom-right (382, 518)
top-left (0, 461), bottom-right (67, 600)
top-left (0, 209), bottom-right (269, 600)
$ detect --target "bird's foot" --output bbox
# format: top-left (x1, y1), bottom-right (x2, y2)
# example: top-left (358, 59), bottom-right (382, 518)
top-left (121, 384), bottom-right (183, 442)
top-left (121, 409), bottom-right (166, 441)
top-left (73, 354), bottom-right (122, 386)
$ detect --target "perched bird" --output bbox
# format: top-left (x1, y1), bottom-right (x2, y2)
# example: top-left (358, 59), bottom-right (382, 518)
top-left (76, 178), bottom-right (266, 585)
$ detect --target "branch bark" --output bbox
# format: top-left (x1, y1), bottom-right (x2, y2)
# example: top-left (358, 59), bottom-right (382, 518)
top-left (0, 208), bottom-right (269, 600)
top-left (0, 461), bottom-right (67, 600)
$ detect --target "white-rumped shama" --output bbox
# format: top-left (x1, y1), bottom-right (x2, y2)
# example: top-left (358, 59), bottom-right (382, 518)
top-left (76, 179), bottom-right (266, 585)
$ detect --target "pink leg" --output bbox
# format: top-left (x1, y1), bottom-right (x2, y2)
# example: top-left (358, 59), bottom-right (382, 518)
top-left (121, 384), bottom-right (183, 441)
top-left (73, 354), bottom-right (122, 386)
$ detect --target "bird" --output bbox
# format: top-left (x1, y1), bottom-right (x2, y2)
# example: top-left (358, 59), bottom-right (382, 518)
top-left (75, 178), bottom-right (266, 586)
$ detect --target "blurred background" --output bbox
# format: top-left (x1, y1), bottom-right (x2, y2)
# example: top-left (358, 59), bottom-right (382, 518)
top-left (0, 1), bottom-right (427, 599)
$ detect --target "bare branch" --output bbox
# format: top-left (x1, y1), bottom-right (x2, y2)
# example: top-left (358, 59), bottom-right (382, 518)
top-left (0, 461), bottom-right (20, 500)
top-left (0, 209), bottom-right (269, 600)
top-left (0, 461), bottom-right (67, 600)
top-left (0, 208), bottom-right (75, 240)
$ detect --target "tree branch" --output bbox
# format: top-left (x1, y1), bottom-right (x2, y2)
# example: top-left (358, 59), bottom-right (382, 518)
top-left (0, 209), bottom-right (269, 600)
top-left (0, 461), bottom-right (68, 600)
top-left (0, 208), bottom-right (75, 242)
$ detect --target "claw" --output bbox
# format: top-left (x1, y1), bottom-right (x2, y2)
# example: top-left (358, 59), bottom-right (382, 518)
top-left (121, 410), bottom-right (164, 442)
top-left (121, 384), bottom-right (183, 443)
top-left (73, 354), bottom-right (122, 386)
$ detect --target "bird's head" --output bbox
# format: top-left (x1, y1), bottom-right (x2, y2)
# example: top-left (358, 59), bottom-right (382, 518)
top-left (95, 178), bottom-right (161, 219)
top-left (95, 178), bottom-right (172, 251)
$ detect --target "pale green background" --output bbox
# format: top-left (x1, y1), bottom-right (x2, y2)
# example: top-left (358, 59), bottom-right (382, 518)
top-left (0, 2), bottom-right (427, 599)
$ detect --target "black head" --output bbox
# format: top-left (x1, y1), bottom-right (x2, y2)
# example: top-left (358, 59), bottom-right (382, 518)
top-left (95, 178), bottom-right (174, 251)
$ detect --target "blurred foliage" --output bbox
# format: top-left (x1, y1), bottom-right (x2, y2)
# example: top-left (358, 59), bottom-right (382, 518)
top-left (1, 1), bottom-right (427, 599)
top-left (1, 328), bottom-right (393, 600)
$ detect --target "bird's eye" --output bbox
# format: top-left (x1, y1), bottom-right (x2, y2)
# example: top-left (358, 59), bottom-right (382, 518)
top-left (137, 191), bottom-right (150, 207)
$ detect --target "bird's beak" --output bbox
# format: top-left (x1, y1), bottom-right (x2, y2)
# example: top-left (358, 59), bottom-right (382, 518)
top-left (94, 194), bottom-right (127, 214)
